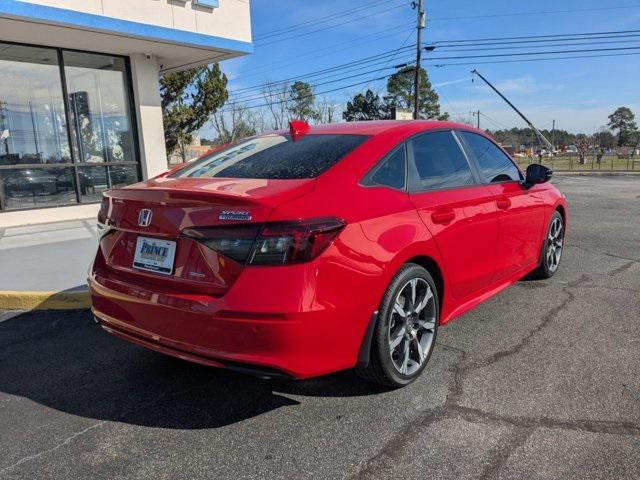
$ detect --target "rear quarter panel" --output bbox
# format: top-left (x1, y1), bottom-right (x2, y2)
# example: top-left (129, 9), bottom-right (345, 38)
top-left (267, 132), bottom-right (452, 364)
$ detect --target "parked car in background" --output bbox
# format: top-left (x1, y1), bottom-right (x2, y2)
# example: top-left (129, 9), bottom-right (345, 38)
top-left (90, 120), bottom-right (567, 387)
top-left (4, 169), bottom-right (58, 196)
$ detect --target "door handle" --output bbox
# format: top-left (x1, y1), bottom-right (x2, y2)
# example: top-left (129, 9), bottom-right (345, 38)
top-left (431, 209), bottom-right (455, 224)
top-left (496, 197), bottom-right (511, 210)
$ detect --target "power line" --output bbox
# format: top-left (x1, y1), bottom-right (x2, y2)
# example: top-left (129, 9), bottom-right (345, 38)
top-left (238, 49), bottom-right (640, 110)
top-left (383, 29), bottom-right (416, 68)
top-left (227, 58), bottom-right (414, 105)
top-left (479, 112), bottom-right (511, 130)
top-left (255, 2), bottom-right (407, 47)
top-left (226, 45), bottom-right (640, 107)
top-left (254, 0), bottom-right (394, 40)
top-left (254, 4), bottom-right (640, 46)
top-left (427, 50), bottom-right (640, 68)
top-left (422, 45), bottom-right (640, 62)
top-left (233, 23), bottom-right (414, 78)
top-left (215, 49), bottom-right (640, 117)
top-left (430, 28), bottom-right (640, 45)
top-left (219, 74), bottom-right (392, 113)
top-left (228, 45), bottom-right (416, 96)
top-left (429, 4), bottom-right (640, 22)
top-left (232, 43), bottom-right (640, 101)
top-left (232, 29), bottom-right (640, 94)
top-left (432, 38), bottom-right (640, 53)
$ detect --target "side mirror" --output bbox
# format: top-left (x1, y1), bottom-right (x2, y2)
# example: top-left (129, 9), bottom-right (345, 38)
top-left (524, 163), bottom-right (553, 187)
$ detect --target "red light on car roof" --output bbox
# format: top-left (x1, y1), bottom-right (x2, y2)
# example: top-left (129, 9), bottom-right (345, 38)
top-left (289, 120), bottom-right (310, 140)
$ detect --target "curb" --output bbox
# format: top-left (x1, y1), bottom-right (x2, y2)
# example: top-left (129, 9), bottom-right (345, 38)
top-left (0, 290), bottom-right (91, 311)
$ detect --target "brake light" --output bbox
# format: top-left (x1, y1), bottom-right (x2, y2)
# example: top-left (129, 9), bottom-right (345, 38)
top-left (183, 217), bottom-right (345, 266)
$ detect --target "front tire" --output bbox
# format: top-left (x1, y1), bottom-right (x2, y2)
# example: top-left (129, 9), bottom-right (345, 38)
top-left (532, 210), bottom-right (564, 279)
top-left (356, 263), bottom-right (439, 388)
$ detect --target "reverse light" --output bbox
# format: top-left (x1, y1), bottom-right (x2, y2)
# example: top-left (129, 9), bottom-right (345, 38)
top-left (183, 217), bottom-right (345, 266)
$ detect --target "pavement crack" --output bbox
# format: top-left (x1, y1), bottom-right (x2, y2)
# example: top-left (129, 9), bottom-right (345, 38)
top-left (349, 273), bottom-right (638, 480)
top-left (351, 407), bottom-right (447, 480)
top-left (567, 244), bottom-right (640, 263)
top-left (437, 341), bottom-right (469, 406)
top-left (608, 260), bottom-right (636, 277)
top-left (478, 426), bottom-right (535, 480)
top-left (0, 378), bottom-right (220, 475)
top-left (0, 421), bottom-right (106, 474)
top-left (573, 284), bottom-right (640, 294)
top-left (451, 405), bottom-right (640, 437)
top-left (465, 275), bottom-right (589, 373)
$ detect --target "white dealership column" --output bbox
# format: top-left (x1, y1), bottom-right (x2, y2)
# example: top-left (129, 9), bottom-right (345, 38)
top-left (129, 53), bottom-right (167, 179)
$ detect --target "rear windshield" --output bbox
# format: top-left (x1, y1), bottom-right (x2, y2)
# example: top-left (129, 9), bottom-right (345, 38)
top-left (170, 134), bottom-right (369, 180)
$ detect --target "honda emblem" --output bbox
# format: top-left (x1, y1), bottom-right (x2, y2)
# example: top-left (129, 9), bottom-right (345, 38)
top-left (138, 209), bottom-right (153, 227)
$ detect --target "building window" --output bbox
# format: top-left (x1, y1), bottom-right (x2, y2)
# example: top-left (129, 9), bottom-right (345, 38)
top-left (0, 42), bottom-right (140, 211)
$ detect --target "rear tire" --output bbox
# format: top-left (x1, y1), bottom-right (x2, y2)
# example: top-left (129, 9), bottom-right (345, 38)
top-left (356, 263), bottom-right (439, 388)
top-left (531, 210), bottom-right (564, 279)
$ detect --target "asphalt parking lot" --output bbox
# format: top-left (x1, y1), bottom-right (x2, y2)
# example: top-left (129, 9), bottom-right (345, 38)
top-left (1, 175), bottom-right (639, 480)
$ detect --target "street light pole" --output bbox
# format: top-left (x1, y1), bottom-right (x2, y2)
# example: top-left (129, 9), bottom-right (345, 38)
top-left (413, 0), bottom-right (425, 120)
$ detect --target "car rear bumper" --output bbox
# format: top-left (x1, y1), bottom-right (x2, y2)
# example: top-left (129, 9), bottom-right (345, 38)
top-left (93, 310), bottom-right (292, 378)
top-left (88, 264), bottom-right (361, 379)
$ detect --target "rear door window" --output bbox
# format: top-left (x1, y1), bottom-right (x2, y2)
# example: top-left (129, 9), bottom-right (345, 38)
top-left (363, 146), bottom-right (406, 190)
top-left (459, 131), bottom-right (522, 183)
top-left (409, 131), bottom-right (476, 191)
top-left (171, 134), bottom-right (369, 180)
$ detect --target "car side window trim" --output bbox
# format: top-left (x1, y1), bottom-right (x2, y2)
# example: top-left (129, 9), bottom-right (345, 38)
top-left (451, 129), bottom-right (483, 184)
top-left (406, 129), bottom-right (481, 194)
top-left (454, 129), bottom-right (524, 184)
top-left (360, 142), bottom-right (408, 191)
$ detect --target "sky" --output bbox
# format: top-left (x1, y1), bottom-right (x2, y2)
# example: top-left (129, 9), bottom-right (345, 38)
top-left (202, 0), bottom-right (640, 138)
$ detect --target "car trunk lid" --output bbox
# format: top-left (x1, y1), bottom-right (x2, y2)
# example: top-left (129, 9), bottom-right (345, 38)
top-left (97, 177), bottom-right (314, 295)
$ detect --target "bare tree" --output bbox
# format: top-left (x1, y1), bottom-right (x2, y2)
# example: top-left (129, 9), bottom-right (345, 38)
top-left (262, 81), bottom-right (290, 130)
top-left (211, 102), bottom-right (263, 145)
top-left (576, 134), bottom-right (590, 164)
top-left (315, 96), bottom-right (339, 124)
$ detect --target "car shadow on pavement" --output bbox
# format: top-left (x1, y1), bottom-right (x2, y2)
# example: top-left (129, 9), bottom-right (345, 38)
top-left (0, 309), bottom-right (389, 430)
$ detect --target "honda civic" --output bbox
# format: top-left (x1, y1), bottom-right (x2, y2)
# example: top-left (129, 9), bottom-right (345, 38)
top-left (90, 120), bottom-right (567, 387)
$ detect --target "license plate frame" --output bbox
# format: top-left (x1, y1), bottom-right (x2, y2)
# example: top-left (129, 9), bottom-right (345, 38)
top-left (132, 236), bottom-right (177, 276)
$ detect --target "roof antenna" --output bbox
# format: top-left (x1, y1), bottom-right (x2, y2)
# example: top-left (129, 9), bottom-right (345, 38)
top-left (289, 120), bottom-right (310, 141)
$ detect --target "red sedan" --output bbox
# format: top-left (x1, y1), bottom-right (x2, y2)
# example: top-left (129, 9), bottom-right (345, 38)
top-left (90, 120), bottom-right (567, 387)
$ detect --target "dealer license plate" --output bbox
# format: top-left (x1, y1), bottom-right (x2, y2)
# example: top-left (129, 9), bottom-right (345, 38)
top-left (132, 236), bottom-right (176, 275)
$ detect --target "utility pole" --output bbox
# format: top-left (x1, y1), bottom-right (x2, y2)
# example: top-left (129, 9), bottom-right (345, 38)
top-left (551, 119), bottom-right (556, 151)
top-left (471, 69), bottom-right (554, 151)
top-left (412, 0), bottom-right (425, 120)
top-left (476, 110), bottom-right (481, 129)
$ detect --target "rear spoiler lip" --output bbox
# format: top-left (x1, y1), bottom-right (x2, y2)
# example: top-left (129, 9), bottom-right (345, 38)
top-left (103, 177), bottom-right (317, 208)
top-left (104, 187), bottom-right (262, 206)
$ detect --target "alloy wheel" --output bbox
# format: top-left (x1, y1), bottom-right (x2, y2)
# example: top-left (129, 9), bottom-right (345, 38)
top-left (546, 216), bottom-right (564, 272)
top-left (388, 278), bottom-right (436, 376)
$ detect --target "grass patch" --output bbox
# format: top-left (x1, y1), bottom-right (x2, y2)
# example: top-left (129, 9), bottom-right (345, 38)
top-left (515, 156), bottom-right (640, 171)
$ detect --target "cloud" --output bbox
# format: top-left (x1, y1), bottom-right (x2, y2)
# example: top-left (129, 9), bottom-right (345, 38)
top-left (449, 102), bottom-right (640, 133)
top-left (469, 75), bottom-right (564, 94)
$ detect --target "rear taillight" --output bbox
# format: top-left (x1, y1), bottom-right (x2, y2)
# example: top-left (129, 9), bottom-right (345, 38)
top-left (184, 224), bottom-right (261, 263)
top-left (98, 195), bottom-right (109, 224)
top-left (183, 217), bottom-right (345, 266)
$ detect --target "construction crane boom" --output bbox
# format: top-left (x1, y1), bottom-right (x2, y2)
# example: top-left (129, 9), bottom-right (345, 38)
top-left (471, 69), bottom-right (554, 152)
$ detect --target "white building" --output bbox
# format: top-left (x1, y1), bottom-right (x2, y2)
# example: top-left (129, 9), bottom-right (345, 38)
top-left (0, 0), bottom-right (252, 226)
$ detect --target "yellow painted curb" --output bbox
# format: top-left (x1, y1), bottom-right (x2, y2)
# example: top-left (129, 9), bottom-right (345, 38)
top-left (0, 290), bottom-right (91, 311)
